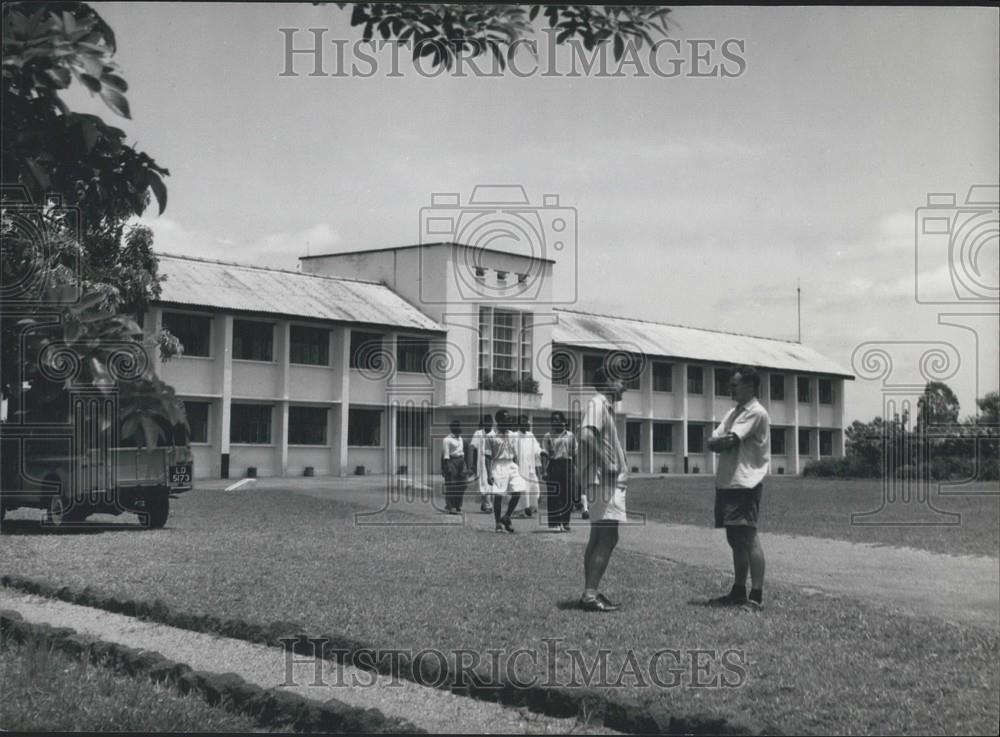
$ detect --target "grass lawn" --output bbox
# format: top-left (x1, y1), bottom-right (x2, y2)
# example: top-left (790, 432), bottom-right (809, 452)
top-left (0, 638), bottom-right (275, 732)
top-left (626, 476), bottom-right (1000, 558)
top-left (1, 488), bottom-right (997, 735)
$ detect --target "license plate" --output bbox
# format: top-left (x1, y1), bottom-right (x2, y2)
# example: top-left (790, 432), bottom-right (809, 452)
top-left (170, 464), bottom-right (192, 485)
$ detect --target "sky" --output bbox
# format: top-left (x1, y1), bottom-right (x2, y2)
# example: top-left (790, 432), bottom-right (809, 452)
top-left (75, 3), bottom-right (999, 423)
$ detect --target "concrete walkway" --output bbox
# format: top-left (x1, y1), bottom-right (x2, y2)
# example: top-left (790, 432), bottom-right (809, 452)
top-left (208, 476), bottom-right (999, 629)
top-left (0, 590), bottom-right (618, 735)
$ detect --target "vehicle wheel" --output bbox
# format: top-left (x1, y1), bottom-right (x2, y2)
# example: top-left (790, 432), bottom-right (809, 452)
top-left (47, 492), bottom-right (85, 526)
top-left (145, 494), bottom-right (169, 529)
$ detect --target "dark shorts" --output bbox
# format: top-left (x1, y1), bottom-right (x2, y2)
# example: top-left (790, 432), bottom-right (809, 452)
top-left (714, 484), bottom-right (763, 528)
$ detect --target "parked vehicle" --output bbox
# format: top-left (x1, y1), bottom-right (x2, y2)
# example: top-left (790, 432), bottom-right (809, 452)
top-left (1, 407), bottom-right (192, 528)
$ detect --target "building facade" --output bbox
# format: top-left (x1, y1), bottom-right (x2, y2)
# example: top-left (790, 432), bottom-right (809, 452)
top-left (150, 245), bottom-right (852, 481)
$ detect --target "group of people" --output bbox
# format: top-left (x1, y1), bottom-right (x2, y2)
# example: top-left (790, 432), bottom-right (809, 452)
top-left (441, 364), bottom-right (771, 613)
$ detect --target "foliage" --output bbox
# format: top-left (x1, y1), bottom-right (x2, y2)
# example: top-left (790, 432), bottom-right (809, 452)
top-left (916, 380), bottom-right (960, 431)
top-left (338, 3), bottom-right (672, 69)
top-left (2, 1), bottom-right (168, 227)
top-left (478, 373), bottom-right (540, 395)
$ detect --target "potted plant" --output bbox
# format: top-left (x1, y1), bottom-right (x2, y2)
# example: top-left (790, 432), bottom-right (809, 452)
top-left (354, 465), bottom-right (366, 476)
top-left (247, 467), bottom-right (257, 478)
top-left (304, 466), bottom-right (315, 477)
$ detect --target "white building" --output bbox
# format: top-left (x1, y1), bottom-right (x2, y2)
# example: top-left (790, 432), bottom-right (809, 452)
top-left (149, 244), bottom-right (852, 480)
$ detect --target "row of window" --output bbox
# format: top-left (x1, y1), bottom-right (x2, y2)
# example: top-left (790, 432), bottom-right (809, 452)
top-left (622, 421), bottom-right (834, 456)
top-left (181, 401), bottom-right (424, 447)
top-left (162, 313), bottom-right (432, 372)
top-left (552, 354), bottom-right (835, 404)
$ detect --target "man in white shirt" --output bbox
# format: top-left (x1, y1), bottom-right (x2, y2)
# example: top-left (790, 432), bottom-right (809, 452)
top-left (576, 366), bottom-right (629, 612)
top-left (441, 420), bottom-right (468, 514)
top-left (470, 414), bottom-right (495, 513)
top-left (485, 409), bottom-right (527, 533)
top-left (516, 414), bottom-right (543, 518)
top-left (707, 365), bottom-right (770, 609)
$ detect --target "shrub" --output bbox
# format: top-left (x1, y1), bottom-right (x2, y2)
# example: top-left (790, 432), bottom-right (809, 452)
top-left (802, 457), bottom-right (879, 478)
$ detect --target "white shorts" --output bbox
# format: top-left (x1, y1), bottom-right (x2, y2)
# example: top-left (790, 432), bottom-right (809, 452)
top-left (586, 483), bottom-right (627, 523)
top-left (490, 460), bottom-right (528, 496)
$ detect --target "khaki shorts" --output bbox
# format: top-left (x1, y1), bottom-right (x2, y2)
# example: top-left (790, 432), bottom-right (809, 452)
top-left (585, 483), bottom-right (627, 523)
top-left (491, 460), bottom-right (528, 496)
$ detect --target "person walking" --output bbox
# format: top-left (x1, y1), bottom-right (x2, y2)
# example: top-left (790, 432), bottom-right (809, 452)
top-left (577, 366), bottom-right (629, 612)
top-left (707, 365), bottom-right (770, 610)
top-left (441, 420), bottom-right (468, 514)
top-left (470, 414), bottom-right (495, 513)
top-left (543, 411), bottom-right (576, 532)
top-left (517, 414), bottom-right (543, 518)
top-left (485, 409), bottom-right (526, 533)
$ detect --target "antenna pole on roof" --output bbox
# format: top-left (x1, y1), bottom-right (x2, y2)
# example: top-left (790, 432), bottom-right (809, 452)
top-left (796, 279), bottom-right (802, 344)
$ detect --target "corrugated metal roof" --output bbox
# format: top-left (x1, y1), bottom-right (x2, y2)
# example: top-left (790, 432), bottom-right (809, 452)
top-left (553, 309), bottom-right (853, 378)
top-left (155, 254), bottom-right (443, 332)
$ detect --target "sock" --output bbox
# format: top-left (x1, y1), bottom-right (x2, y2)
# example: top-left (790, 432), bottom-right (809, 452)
top-left (749, 589), bottom-right (763, 604)
top-left (730, 585), bottom-right (747, 600)
top-left (494, 502), bottom-right (503, 524)
top-left (506, 493), bottom-right (520, 518)
top-left (583, 588), bottom-right (598, 600)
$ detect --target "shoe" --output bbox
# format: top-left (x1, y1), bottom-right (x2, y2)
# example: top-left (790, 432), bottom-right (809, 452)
top-left (707, 591), bottom-right (748, 607)
top-left (740, 599), bottom-right (762, 612)
top-left (580, 594), bottom-right (620, 612)
top-left (581, 510), bottom-right (590, 520)
top-left (596, 593), bottom-right (620, 608)
top-left (495, 524), bottom-right (505, 533)
top-left (524, 507), bottom-right (533, 517)
top-left (501, 516), bottom-right (515, 533)
top-left (444, 506), bottom-right (453, 514)
top-left (481, 502), bottom-right (493, 513)
top-left (451, 508), bottom-right (462, 515)
top-left (561, 523), bottom-right (571, 532)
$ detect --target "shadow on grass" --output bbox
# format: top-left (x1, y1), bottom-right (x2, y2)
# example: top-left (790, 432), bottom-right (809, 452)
top-left (0, 519), bottom-right (146, 536)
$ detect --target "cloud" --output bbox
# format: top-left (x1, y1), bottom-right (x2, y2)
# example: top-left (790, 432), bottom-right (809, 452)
top-left (135, 215), bottom-right (341, 270)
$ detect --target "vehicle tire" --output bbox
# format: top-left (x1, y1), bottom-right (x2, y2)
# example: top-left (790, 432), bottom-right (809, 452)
top-left (145, 494), bottom-right (169, 529)
top-left (46, 489), bottom-right (85, 526)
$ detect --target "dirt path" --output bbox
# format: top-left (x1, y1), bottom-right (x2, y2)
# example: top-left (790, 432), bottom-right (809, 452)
top-left (0, 590), bottom-right (618, 735)
top-left (220, 476), bottom-right (1000, 628)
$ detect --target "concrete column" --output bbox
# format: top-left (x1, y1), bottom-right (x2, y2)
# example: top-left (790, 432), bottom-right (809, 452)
top-left (811, 376), bottom-right (821, 461)
top-left (704, 366), bottom-right (716, 475)
top-left (145, 306), bottom-right (162, 377)
top-left (276, 321), bottom-right (290, 475)
top-left (643, 420), bottom-right (653, 474)
top-left (216, 315), bottom-right (233, 478)
top-left (334, 326), bottom-right (351, 476)
top-left (681, 361), bottom-right (690, 473)
top-left (837, 378), bottom-right (847, 457)
top-left (385, 332), bottom-right (398, 475)
top-left (791, 373), bottom-right (800, 475)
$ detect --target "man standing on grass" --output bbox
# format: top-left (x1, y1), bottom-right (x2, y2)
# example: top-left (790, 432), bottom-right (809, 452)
top-left (486, 409), bottom-right (526, 533)
top-left (441, 420), bottom-right (468, 515)
top-left (707, 365), bottom-right (770, 610)
top-left (470, 413), bottom-right (495, 513)
top-left (577, 366), bottom-right (629, 612)
top-left (516, 414), bottom-right (543, 518)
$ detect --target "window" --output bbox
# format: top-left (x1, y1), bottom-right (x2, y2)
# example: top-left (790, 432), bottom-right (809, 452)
top-left (348, 408), bottom-right (382, 447)
top-left (184, 401), bottom-right (209, 444)
top-left (478, 307), bottom-right (534, 386)
top-left (687, 366), bottom-right (703, 395)
top-left (769, 374), bottom-right (785, 402)
top-left (396, 407), bottom-right (426, 448)
top-left (582, 354), bottom-right (603, 386)
top-left (290, 325), bottom-right (329, 366)
top-left (798, 428), bottom-right (811, 455)
top-left (653, 422), bottom-right (673, 452)
top-left (162, 312), bottom-right (211, 357)
top-left (653, 363), bottom-right (673, 392)
top-left (687, 423), bottom-right (705, 454)
top-left (820, 430), bottom-right (833, 456)
top-left (771, 427), bottom-right (786, 455)
top-left (233, 320), bottom-right (273, 361)
top-left (626, 422), bottom-right (641, 453)
top-left (797, 377), bottom-right (812, 403)
top-left (289, 406), bottom-right (327, 445)
top-left (615, 354), bottom-right (643, 390)
top-left (714, 367), bottom-right (733, 397)
top-left (397, 337), bottom-right (430, 374)
top-left (551, 350), bottom-right (574, 384)
top-left (819, 379), bottom-right (834, 405)
top-left (231, 404), bottom-right (271, 444)
top-left (350, 331), bottom-right (384, 370)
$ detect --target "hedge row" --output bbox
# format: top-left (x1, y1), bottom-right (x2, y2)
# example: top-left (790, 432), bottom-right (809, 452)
top-left (0, 608), bottom-right (419, 733)
top-left (803, 456), bottom-right (1000, 480)
top-left (0, 575), bottom-right (771, 735)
